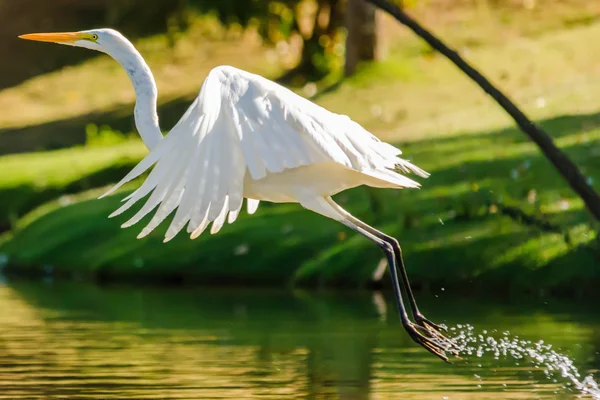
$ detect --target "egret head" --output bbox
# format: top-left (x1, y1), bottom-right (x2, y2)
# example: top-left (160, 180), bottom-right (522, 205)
top-left (19, 28), bottom-right (129, 55)
top-left (19, 27), bottom-right (163, 150)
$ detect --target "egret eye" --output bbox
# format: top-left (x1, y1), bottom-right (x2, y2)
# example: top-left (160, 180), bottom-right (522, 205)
top-left (91, 34), bottom-right (98, 41)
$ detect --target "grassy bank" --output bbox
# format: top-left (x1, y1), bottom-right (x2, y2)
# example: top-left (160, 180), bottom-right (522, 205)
top-left (1, 112), bottom-right (598, 293)
top-left (1, 4), bottom-right (599, 293)
top-left (0, 139), bottom-right (145, 231)
top-left (4, 15), bottom-right (600, 233)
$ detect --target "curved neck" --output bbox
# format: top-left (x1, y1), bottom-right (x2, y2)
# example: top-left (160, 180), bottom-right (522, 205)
top-left (110, 46), bottom-right (163, 150)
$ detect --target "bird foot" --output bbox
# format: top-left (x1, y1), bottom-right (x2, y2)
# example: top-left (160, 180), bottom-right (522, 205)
top-left (405, 322), bottom-right (454, 362)
top-left (415, 314), bottom-right (448, 334)
top-left (406, 316), bottom-right (461, 361)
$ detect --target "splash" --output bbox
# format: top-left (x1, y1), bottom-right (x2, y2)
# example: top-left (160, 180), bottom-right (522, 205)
top-left (448, 324), bottom-right (600, 399)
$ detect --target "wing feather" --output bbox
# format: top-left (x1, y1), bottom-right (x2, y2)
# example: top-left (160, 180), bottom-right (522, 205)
top-left (120, 148), bottom-right (187, 229)
top-left (223, 109), bottom-right (246, 220)
top-left (206, 113), bottom-right (227, 222)
top-left (99, 133), bottom-right (173, 199)
top-left (187, 129), bottom-right (216, 233)
top-left (190, 205), bottom-right (211, 239)
top-left (109, 142), bottom-right (179, 217)
top-left (137, 115), bottom-right (205, 239)
top-left (227, 206), bottom-right (241, 224)
top-left (132, 147), bottom-right (192, 235)
top-left (230, 106), bottom-right (266, 179)
top-left (101, 65), bottom-right (427, 241)
top-left (247, 198), bottom-right (260, 215)
top-left (163, 118), bottom-right (208, 241)
top-left (210, 196), bottom-right (229, 235)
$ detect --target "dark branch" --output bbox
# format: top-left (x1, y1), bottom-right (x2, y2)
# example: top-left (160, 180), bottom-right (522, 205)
top-left (364, 0), bottom-right (600, 222)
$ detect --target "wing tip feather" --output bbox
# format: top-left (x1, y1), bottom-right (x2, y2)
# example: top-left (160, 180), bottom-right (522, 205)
top-left (98, 188), bottom-right (115, 200)
top-left (163, 235), bottom-right (175, 243)
top-left (136, 229), bottom-right (151, 239)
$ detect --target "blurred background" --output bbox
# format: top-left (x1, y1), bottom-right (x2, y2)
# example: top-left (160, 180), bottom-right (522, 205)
top-left (0, 0), bottom-right (599, 294)
top-left (1, 1), bottom-right (600, 398)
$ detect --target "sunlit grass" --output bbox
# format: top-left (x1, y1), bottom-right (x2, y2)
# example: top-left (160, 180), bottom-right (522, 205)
top-left (0, 5), bottom-right (599, 291)
top-left (317, 21), bottom-right (600, 143)
top-left (0, 141), bottom-right (146, 231)
top-left (0, 141), bottom-right (143, 188)
top-left (1, 118), bottom-right (597, 291)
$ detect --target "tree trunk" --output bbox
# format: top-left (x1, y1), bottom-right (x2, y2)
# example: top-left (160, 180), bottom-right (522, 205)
top-left (279, 0), bottom-right (341, 83)
top-left (364, 0), bottom-right (600, 222)
top-left (345, 0), bottom-right (378, 76)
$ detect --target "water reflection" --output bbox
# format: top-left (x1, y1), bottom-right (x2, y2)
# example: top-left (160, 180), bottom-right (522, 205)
top-left (0, 281), bottom-right (598, 399)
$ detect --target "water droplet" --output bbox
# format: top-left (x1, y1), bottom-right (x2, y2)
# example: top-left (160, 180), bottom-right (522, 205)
top-left (447, 325), bottom-right (600, 399)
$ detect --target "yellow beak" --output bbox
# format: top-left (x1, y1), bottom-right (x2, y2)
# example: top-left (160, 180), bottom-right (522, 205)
top-left (18, 32), bottom-right (86, 44)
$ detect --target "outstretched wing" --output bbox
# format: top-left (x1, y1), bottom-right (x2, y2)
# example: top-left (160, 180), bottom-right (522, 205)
top-left (100, 65), bottom-right (427, 241)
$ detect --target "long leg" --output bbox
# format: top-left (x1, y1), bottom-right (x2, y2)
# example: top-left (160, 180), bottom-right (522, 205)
top-left (316, 197), bottom-right (455, 361)
top-left (338, 217), bottom-right (451, 361)
top-left (297, 195), bottom-right (454, 360)
top-left (335, 206), bottom-right (447, 334)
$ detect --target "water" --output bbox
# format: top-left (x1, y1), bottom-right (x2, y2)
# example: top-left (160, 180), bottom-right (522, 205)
top-left (450, 326), bottom-right (600, 399)
top-left (0, 281), bottom-right (598, 399)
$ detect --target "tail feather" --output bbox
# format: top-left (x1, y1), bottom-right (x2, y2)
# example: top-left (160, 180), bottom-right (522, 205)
top-left (394, 158), bottom-right (430, 178)
top-left (362, 168), bottom-right (422, 189)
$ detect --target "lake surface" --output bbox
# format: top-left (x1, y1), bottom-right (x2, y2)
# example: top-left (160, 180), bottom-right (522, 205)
top-left (0, 280), bottom-right (598, 399)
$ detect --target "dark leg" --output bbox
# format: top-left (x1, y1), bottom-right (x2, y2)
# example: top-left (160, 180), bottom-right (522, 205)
top-left (339, 219), bottom-right (451, 362)
top-left (377, 233), bottom-right (448, 334)
top-left (324, 198), bottom-right (454, 344)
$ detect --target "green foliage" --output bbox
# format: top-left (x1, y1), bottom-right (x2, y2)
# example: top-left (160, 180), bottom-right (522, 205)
top-left (182, 0), bottom-right (310, 44)
top-left (85, 124), bottom-right (136, 147)
top-left (185, 0), bottom-right (272, 28)
top-left (183, 0), bottom-right (344, 81)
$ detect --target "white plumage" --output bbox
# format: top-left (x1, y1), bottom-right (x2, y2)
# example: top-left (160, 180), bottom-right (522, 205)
top-left (99, 65), bottom-right (429, 242)
top-left (20, 28), bottom-right (456, 361)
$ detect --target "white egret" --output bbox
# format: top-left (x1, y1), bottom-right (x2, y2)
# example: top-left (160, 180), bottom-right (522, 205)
top-left (19, 29), bottom-right (456, 360)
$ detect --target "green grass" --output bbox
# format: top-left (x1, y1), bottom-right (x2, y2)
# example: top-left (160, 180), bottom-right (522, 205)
top-left (4, 12), bottom-right (600, 230)
top-left (1, 114), bottom-right (598, 293)
top-left (1, 4), bottom-right (600, 293)
top-left (0, 139), bottom-right (146, 231)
